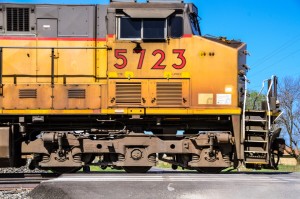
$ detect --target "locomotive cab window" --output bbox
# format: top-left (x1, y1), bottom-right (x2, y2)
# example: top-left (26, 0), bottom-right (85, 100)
top-left (170, 16), bottom-right (183, 38)
top-left (118, 17), bottom-right (166, 40)
top-left (119, 18), bottom-right (142, 39)
top-left (143, 19), bottom-right (166, 40)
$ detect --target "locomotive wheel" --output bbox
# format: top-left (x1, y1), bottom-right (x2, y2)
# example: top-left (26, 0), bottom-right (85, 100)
top-left (196, 167), bottom-right (224, 174)
top-left (123, 166), bottom-right (152, 173)
top-left (50, 167), bottom-right (82, 174)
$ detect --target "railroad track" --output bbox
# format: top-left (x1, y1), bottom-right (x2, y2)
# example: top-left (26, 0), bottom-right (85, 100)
top-left (0, 173), bottom-right (59, 190)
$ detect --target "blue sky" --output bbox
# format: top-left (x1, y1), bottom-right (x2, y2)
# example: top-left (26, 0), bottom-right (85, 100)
top-left (2, 0), bottom-right (300, 91)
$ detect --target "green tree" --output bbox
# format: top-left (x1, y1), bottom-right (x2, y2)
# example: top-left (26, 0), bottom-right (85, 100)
top-left (246, 90), bottom-right (265, 110)
top-left (278, 76), bottom-right (300, 164)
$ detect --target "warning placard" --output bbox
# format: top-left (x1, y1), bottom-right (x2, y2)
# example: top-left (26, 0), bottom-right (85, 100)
top-left (216, 94), bottom-right (231, 105)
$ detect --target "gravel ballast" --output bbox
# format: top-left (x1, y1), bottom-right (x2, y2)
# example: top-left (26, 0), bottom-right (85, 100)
top-left (0, 189), bottom-right (32, 199)
top-left (0, 164), bottom-right (46, 199)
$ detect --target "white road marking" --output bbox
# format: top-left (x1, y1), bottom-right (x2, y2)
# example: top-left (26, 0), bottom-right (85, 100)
top-left (167, 183), bottom-right (175, 191)
top-left (46, 174), bottom-right (291, 183)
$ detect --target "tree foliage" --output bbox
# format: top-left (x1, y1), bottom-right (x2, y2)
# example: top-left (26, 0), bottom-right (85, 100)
top-left (277, 76), bottom-right (300, 163)
top-left (246, 90), bottom-right (265, 110)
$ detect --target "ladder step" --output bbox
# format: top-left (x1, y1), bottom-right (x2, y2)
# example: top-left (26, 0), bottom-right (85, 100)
top-left (245, 161), bottom-right (268, 164)
top-left (246, 129), bottom-right (268, 133)
top-left (244, 151), bottom-right (268, 154)
top-left (245, 119), bottom-right (267, 122)
top-left (245, 111), bottom-right (266, 117)
top-left (245, 110), bottom-right (266, 113)
top-left (246, 110), bottom-right (266, 112)
top-left (245, 140), bottom-right (268, 143)
top-left (244, 109), bottom-right (270, 166)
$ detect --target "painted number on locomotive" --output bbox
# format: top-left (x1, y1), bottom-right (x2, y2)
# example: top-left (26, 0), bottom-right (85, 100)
top-left (114, 49), bottom-right (186, 70)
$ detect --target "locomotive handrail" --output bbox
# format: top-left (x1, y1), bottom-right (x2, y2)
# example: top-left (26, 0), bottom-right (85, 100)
top-left (242, 75), bottom-right (248, 144)
top-left (266, 75), bottom-right (274, 130)
top-left (253, 76), bottom-right (275, 130)
top-left (0, 46), bottom-right (108, 49)
top-left (0, 48), bottom-right (2, 94)
top-left (0, 46), bottom-right (109, 88)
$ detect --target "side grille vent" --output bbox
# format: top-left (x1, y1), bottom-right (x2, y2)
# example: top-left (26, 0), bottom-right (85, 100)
top-left (156, 82), bottom-right (182, 106)
top-left (68, 89), bottom-right (86, 99)
top-left (6, 7), bottom-right (30, 32)
top-left (116, 82), bottom-right (141, 105)
top-left (19, 89), bottom-right (37, 98)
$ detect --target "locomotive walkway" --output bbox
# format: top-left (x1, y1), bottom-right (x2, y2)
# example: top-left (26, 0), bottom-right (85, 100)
top-left (29, 171), bottom-right (300, 199)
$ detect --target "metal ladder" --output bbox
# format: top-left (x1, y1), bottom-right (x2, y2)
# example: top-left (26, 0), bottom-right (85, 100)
top-left (242, 75), bottom-right (276, 167)
top-left (244, 110), bottom-right (269, 165)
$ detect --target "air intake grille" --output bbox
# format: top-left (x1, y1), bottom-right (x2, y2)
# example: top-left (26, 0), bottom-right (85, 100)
top-left (116, 82), bottom-right (141, 105)
top-left (19, 89), bottom-right (37, 98)
top-left (6, 7), bottom-right (30, 32)
top-left (156, 82), bottom-right (182, 106)
top-left (68, 89), bottom-right (86, 99)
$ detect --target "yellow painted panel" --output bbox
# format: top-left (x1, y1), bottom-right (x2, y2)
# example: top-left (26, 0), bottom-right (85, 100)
top-left (101, 109), bottom-right (128, 114)
top-left (96, 41), bottom-right (108, 78)
top-left (163, 72), bottom-right (172, 79)
top-left (192, 108), bottom-right (241, 115)
top-left (146, 109), bottom-right (188, 114)
top-left (1, 40), bottom-right (37, 83)
top-left (0, 107), bottom-right (240, 116)
top-left (57, 40), bottom-right (96, 83)
top-left (124, 71), bottom-right (134, 79)
top-left (128, 108), bottom-right (144, 114)
top-left (181, 72), bottom-right (190, 78)
top-left (53, 84), bottom-right (101, 109)
top-left (1, 109), bottom-right (99, 115)
top-left (0, 35), bottom-right (245, 115)
top-left (0, 39), bottom-right (98, 84)
top-left (106, 36), bottom-right (243, 109)
top-left (36, 40), bottom-right (58, 83)
top-left (102, 108), bottom-right (241, 115)
top-left (108, 72), bottom-right (118, 78)
top-left (2, 84), bottom-right (52, 109)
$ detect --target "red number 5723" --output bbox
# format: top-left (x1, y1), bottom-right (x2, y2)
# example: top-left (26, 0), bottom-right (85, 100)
top-left (114, 49), bottom-right (186, 70)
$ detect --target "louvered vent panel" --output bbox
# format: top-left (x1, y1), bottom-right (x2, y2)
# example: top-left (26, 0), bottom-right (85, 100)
top-left (19, 89), bottom-right (37, 98)
top-left (156, 82), bottom-right (182, 106)
top-left (68, 89), bottom-right (86, 99)
top-left (6, 7), bottom-right (30, 32)
top-left (116, 82), bottom-right (141, 105)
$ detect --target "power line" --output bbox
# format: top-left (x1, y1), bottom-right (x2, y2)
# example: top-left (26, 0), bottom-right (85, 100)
top-left (251, 33), bottom-right (300, 68)
top-left (250, 48), bottom-right (300, 76)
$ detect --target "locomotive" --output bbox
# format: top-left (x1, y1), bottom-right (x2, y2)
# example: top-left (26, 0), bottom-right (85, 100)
top-left (0, 0), bottom-right (284, 173)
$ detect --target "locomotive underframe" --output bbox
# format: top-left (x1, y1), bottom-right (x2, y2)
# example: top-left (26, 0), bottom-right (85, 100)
top-left (0, 114), bottom-right (238, 172)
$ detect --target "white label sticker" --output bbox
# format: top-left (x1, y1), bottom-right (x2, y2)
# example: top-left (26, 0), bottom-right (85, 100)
top-left (225, 87), bottom-right (232, 93)
top-left (43, 25), bottom-right (51, 30)
top-left (216, 94), bottom-right (231, 105)
top-left (115, 109), bottom-right (124, 113)
top-left (198, 93), bottom-right (213, 105)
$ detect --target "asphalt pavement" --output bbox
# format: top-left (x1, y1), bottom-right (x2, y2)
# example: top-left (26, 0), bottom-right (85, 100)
top-left (29, 170), bottom-right (300, 199)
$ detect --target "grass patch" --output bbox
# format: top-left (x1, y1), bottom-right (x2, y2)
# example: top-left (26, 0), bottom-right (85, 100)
top-left (277, 164), bottom-right (300, 172)
top-left (156, 161), bottom-right (172, 169)
top-left (78, 166), bottom-right (125, 173)
top-left (76, 163), bottom-right (300, 173)
top-left (155, 161), bottom-right (300, 172)
top-left (221, 164), bottom-right (300, 173)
